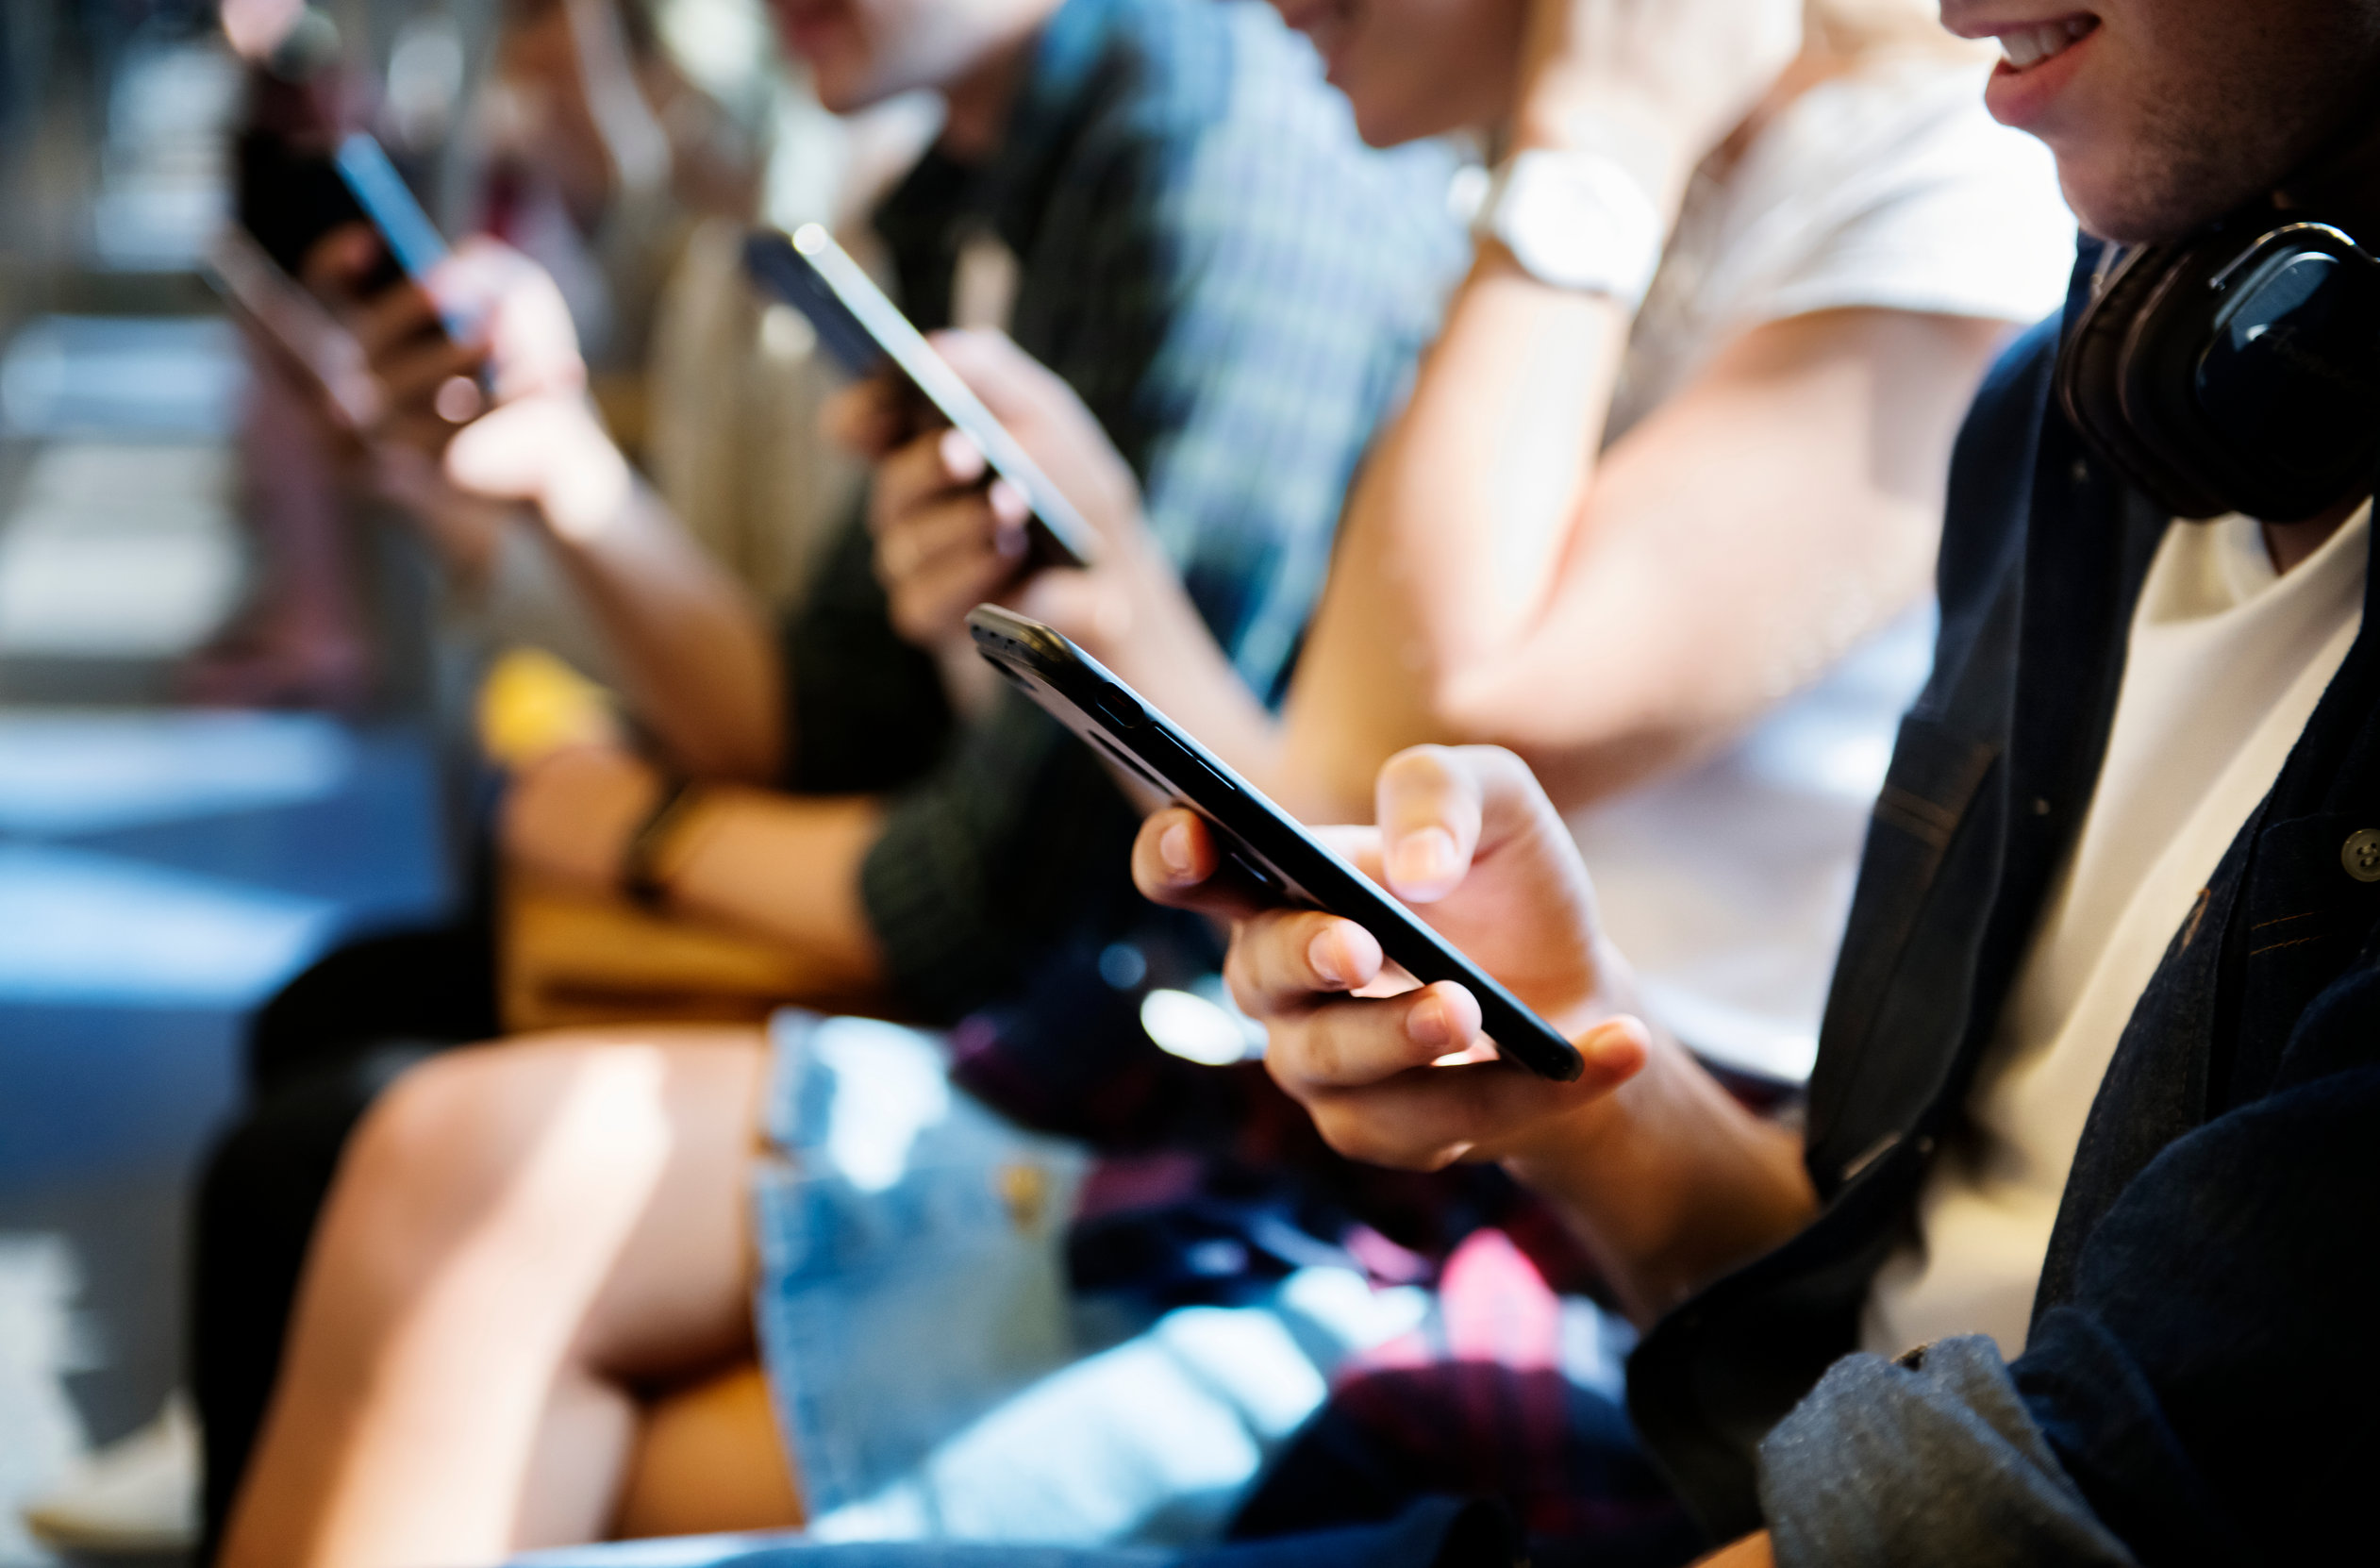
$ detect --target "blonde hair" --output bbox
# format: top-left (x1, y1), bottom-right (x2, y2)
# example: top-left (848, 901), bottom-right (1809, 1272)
top-left (1806, 0), bottom-right (1990, 61)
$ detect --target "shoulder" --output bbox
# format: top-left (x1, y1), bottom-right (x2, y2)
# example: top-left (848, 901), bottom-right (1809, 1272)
top-left (1690, 56), bottom-right (2075, 326)
top-left (1055, 0), bottom-right (1458, 253)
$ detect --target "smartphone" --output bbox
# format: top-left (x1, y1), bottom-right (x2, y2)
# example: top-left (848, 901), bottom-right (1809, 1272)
top-left (968, 606), bottom-right (1586, 1082)
top-left (238, 130), bottom-right (467, 334)
top-left (201, 225), bottom-right (377, 425)
top-left (742, 225), bottom-right (1100, 573)
top-left (236, 128), bottom-right (362, 278)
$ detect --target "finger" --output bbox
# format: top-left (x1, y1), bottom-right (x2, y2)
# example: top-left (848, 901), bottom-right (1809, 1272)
top-left (298, 224), bottom-right (384, 304)
top-left (1264, 977), bottom-right (1480, 1093)
top-left (1223, 908), bottom-right (1388, 1020)
top-left (345, 280), bottom-right (450, 363)
top-left (881, 492), bottom-right (1019, 582)
top-left (985, 476), bottom-right (1029, 547)
top-left (1373, 745), bottom-right (1485, 903)
top-left (1374, 744), bottom-right (1556, 904)
top-left (1292, 1014), bottom-right (1650, 1170)
top-left (374, 338), bottom-right (493, 416)
top-left (1136, 809), bottom-right (1258, 916)
top-left (871, 429), bottom-right (983, 529)
top-left (1133, 807), bottom-right (1215, 893)
top-left (887, 545), bottom-right (1022, 644)
top-left (1310, 825), bottom-right (1384, 881)
top-left (938, 426), bottom-right (988, 486)
top-left (823, 378), bottom-right (907, 457)
top-left (1010, 567), bottom-right (1123, 647)
top-left (928, 328), bottom-right (1072, 424)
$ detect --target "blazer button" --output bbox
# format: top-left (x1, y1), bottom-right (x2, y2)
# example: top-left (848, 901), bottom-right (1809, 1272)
top-left (2344, 829), bottom-right (2380, 883)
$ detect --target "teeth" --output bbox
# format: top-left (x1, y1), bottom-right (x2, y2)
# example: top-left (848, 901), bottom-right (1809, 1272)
top-left (2000, 17), bottom-right (2093, 71)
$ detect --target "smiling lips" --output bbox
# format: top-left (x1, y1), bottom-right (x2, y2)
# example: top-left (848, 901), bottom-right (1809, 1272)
top-left (1996, 15), bottom-right (2099, 72)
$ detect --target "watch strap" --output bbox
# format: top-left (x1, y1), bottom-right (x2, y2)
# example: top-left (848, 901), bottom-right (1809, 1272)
top-left (622, 776), bottom-right (704, 911)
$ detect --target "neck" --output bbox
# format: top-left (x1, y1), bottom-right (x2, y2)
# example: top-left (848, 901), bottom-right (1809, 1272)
top-left (2272, 98), bottom-right (2380, 244)
top-left (937, 23), bottom-right (1041, 163)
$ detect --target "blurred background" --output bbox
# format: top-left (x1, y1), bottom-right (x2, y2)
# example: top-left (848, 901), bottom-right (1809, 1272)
top-left (0, 6), bottom-right (463, 1560)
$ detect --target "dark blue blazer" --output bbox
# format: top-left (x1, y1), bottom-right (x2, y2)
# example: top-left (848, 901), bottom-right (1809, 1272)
top-left (1630, 247), bottom-right (2380, 1560)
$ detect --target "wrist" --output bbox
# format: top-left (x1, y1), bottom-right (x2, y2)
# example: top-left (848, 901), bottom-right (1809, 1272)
top-left (1508, 93), bottom-right (1694, 221)
top-left (620, 775), bottom-right (706, 909)
top-left (534, 403), bottom-right (635, 543)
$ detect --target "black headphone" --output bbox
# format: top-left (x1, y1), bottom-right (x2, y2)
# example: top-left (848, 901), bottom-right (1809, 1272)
top-left (2056, 217), bottom-right (2380, 521)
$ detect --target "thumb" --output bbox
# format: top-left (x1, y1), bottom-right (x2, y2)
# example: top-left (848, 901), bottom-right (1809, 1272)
top-left (930, 328), bottom-right (1063, 424)
top-left (1012, 567), bottom-right (1131, 648)
top-left (1374, 745), bottom-right (1554, 904)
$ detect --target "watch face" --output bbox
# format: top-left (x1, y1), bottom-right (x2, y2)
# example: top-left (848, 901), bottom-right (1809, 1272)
top-left (1490, 151), bottom-right (1661, 304)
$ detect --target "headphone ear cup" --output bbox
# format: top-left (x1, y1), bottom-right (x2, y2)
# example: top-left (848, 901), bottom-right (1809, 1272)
top-left (2055, 243), bottom-right (2234, 517)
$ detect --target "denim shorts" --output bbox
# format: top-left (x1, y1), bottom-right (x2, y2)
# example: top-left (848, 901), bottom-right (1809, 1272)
top-left (745, 1010), bottom-right (1435, 1548)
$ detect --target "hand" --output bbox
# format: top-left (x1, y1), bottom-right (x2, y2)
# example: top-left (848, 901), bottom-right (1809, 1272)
top-left (1133, 744), bottom-right (1652, 1171)
top-left (301, 227), bottom-right (626, 537)
top-left (827, 329), bottom-right (1146, 651)
top-left (500, 743), bottom-right (664, 895)
top-left (1515, 0), bottom-right (1803, 207)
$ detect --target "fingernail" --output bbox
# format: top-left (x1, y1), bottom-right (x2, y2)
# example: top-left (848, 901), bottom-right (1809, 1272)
top-left (942, 429), bottom-right (984, 478)
top-left (1390, 826), bottom-right (1460, 891)
top-left (1583, 1015), bottom-right (1649, 1067)
top-left (1308, 929), bottom-right (1350, 988)
top-left (989, 478), bottom-right (1028, 525)
top-left (1406, 995), bottom-right (1453, 1049)
top-left (1158, 820), bottom-right (1195, 877)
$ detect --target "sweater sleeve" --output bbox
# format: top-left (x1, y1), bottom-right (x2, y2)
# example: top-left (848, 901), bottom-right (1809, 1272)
top-left (1757, 1337), bottom-right (2136, 1568)
top-left (1760, 959), bottom-right (2380, 1566)
top-left (855, 21), bottom-right (1457, 1019)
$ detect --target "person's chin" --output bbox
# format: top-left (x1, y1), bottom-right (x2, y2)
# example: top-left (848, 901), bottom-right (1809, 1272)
top-left (805, 55), bottom-right (880, 116)
top-left (2057, 155), bottom-right (2234, 246)
top-left (1345, 77), bottom-right (1453, 150)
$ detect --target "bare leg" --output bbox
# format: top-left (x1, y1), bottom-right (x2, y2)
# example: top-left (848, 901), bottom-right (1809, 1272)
top-left (217, 1026), bottom-right (797, 1568)
top-left (614, 1361), bottom-right (801, 1540)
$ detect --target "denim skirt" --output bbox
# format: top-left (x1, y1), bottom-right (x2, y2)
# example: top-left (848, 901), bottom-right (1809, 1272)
top-left (746, 1010), bottom-right (1434, 1548)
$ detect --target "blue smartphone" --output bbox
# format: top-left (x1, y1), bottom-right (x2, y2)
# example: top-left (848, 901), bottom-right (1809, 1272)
top-left (331, 134), bottom-right (478, 342)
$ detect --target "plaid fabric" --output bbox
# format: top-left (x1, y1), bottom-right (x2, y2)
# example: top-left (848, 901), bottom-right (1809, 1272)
top-left (940, 925), bottom-right (1734, 1564)
top-left (781, 0), bottom-right (1463, 1023)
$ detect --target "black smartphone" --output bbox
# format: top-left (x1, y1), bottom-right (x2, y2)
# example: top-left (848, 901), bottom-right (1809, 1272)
top-left (236, 128), bottom-right (361, 278)
top-left (968, 606), bottom-right (1586, 1082)
top-left (742, 225), bottom-right (1100, 573)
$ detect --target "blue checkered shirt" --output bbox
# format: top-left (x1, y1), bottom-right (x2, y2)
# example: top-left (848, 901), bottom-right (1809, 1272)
top-left (782, 0), bottom-right (1464, 1020)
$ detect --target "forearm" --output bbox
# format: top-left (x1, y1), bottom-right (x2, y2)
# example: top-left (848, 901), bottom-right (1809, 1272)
top-left (1506, 1032), bottom-right (1814, 1325)
top-left (657, 787), bottom-right (886, 989)
top-left (1057, 527), bottom-right (1289, 792)
top-left (1279, 254), bottom-right (1631, 820)
top-left (1288, 309), bottom-right (2002, 816)
top-left (538, 476), bottom-right (787, 784)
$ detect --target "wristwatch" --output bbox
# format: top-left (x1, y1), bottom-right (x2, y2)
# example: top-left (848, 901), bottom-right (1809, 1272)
top-left (621, 776), bottom-right (704, 911)
top-left (1473, 148), bottom-right (1665, 310)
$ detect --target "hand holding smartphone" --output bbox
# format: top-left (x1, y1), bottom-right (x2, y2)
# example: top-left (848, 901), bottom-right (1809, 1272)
top-left (968, 606), bottom-right (1587, 1082)
top-left (239, 129), bottom-right (473, 336)
top-left (742, 225), bottom-right (1101, 573)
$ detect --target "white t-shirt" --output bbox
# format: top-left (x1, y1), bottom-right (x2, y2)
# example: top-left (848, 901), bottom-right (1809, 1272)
top-left (1570, 56), bottom-right (2076, 1080)
top-left (1861, 504), bottom-right (2372, 1360)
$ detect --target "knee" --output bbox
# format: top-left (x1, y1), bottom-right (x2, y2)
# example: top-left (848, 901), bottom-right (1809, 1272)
top-left (327, 1044), bottom-right (591, 1276)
